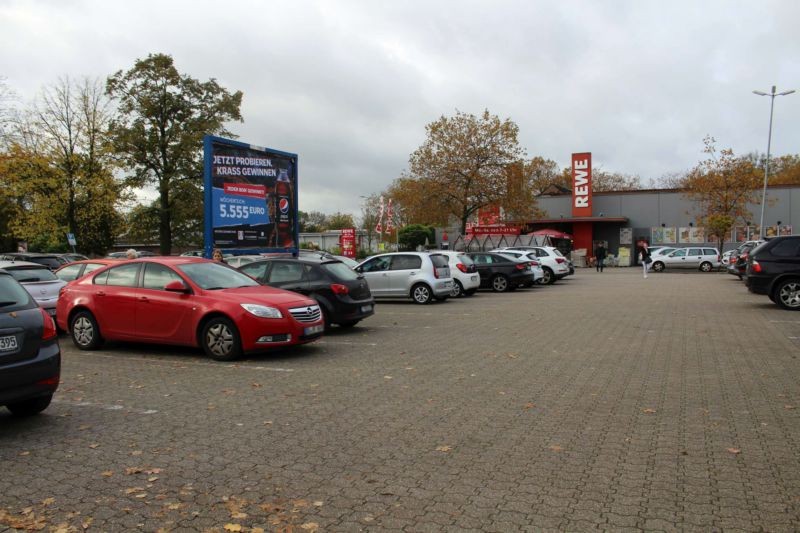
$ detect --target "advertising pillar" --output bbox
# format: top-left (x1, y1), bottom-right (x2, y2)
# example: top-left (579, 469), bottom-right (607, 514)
top-left (571, 152), bottom-right (592, 218)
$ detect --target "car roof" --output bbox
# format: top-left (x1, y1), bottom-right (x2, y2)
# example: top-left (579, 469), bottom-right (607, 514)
top-left (2, 252), bottom-right (60, 258)
top-left (0, 259), bottom-right (53, 269)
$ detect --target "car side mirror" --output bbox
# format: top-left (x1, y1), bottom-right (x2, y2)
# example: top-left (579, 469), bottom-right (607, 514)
top-left (355, 266), bottom-right (363, 273)
top-left (164, 280), bottom-right (190, 293)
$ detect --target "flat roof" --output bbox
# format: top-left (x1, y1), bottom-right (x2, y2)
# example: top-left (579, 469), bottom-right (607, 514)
top-left (530, 217), bottom-right (628, 224)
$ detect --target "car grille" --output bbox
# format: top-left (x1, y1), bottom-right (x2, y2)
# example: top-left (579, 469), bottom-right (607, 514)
top-left (289, 304), bottom-right (322, 323)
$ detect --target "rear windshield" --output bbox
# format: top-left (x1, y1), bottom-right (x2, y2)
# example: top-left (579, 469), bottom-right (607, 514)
top-left (6, 266), bottom-right (58, 282)
top-left (322, 261), bottom-right (359, 280)
top-left (0, 274), bottom-right (34, 309)
top-left (25, 257), bottom-right (62, 269)
top-left (552, 249), bottom-right (565, 257)
top-left (429, 254), bottom-right (449, 268)
top-left (457, 254), bottom-right (474, 266)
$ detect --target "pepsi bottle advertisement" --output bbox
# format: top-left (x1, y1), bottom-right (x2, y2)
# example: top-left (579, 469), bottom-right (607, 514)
top-left (203, 136), bottom-right (297, 252)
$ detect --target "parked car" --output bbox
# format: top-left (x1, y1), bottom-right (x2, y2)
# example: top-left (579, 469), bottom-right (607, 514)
top-left (55, 259), bottom-right (117, 282)
top-left (355, 252), bottom-right (453, 304)
top-left (0, 261), bottom-right (67, 320)
top-left (56, 257), bottom-right (325, 361)
top-left (330, 255), bottom-right (360, 269)
top-left (727, 241), bottom-right (765, 280)
top-left (467, 252), bottom-right (535, 292)
top-left (436, 251), bottom-right (481, 297)
top-left (238, 256), bottom-right (374, 329)
top-left (490, 250), bottom-right (545, 285)
top-left (0, 252), bottom-right (63, 271)
top-left (649, 247), bottom-right (721, 272)
top-left (0, 268), bottom-right (60, 416)
top-left (225, 255), bottom-right (265, 268)
top-left (497, 247), bottom-right (570, 284)
top-left (746, 236), bottom-right (800, 310)
top-left (651, 247), bottom-right (677, 257)
top-left (58, 253), bottom-right (89, 263)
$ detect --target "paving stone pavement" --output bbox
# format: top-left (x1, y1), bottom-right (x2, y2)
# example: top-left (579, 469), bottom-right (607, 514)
top-left (1, 268), bottom-right (799, 532)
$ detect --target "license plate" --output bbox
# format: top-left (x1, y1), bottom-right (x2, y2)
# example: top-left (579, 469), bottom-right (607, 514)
top-left (443, 281), bottom-right (452, 287)
top-left (361, 304), bottom-right (373, 313)
top-left (0, 335), bottom-right (18, 352)
top-left (471, 275), bottom-right (478, 281)
top-left (304, 324), bottom-right (324, 335)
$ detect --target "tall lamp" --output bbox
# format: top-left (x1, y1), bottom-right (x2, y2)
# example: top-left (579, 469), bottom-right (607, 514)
top-left (753, 85), bottom-right (795, 238)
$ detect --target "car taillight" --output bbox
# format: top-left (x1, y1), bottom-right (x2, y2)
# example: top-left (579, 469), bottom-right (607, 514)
top-left (457, 263), bottom-right (468, 273)
top-left (530, 260), bottom-right (540, 266)
top-left (741, 253), bottom-right (749, 260)
top-left (751, 260), bottom-right (762, 273)
top-left (330, 283), bottom-right (349, 295)
top-left (40, 308), bottom-right (57, 340)
top-left (555, 257), bottom-right (566, 264)
top-left (515, 263), bottom-right (527, 270)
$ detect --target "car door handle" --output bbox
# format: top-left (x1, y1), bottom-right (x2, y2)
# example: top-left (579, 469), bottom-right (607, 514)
top-left (139, 296), bottom-right (149, 302)
top-left (97, 290), bottom-right (106, 296)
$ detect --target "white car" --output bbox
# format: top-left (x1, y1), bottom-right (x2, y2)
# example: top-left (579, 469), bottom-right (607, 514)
top-left (436, 251), bottom-right (481, 297)
top-left (0, 260), bottom-right (67, 319)
top-left (650, 247), bottom-right (721, 272)
top-left (491, 250), bottom-right (545, 285)
top-left (355, 252), bottom-right (453, 304)
top-left (497, 247), bottom-right (570, 284)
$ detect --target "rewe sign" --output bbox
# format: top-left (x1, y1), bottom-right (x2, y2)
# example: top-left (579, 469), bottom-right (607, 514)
top-left (571, 152), bottom-right (592, 217)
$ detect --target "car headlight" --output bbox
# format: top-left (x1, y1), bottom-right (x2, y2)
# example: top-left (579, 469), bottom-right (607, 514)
top-left (240, 303), bottom-right (283, 319)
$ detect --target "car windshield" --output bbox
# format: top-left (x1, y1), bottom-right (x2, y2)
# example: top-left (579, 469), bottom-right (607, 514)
top-left (457, 254), bottom-right (474, 266)
top-left (6, 266), bottom-right (58, 282)
top-left (323, 261), bottom-right (360, 280)
top-left (0, 274), bottom-right (34, 308)
top-left (177, 262), bottom-right (260, 290)
top-left (430, 254), bottom-right (449, 268)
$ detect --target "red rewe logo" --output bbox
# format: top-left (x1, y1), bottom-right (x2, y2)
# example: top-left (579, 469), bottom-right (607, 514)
top-left (279, 198), bottom-right (289, 214)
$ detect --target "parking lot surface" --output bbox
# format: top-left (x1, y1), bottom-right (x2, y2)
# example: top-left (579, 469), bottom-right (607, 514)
top-left (2, 268), bottom-right (800, 532)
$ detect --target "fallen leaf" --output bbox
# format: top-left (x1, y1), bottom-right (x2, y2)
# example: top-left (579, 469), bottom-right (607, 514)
top-left (435, 445), bottom-right (452, 452)
top-left (88, 443), bottom-right (100, 449)
top-left (78, 425), bottom-right (91, 431)
top-left (148, 476), bottom-right (159, 482)
top-left (251, 529), bottom-right (265, 533)
top-left (785, 405), bottom-right (796, 410)
top-left (548, 445), bottom-right (564, 452)
top-left (251, 382), bottom-right (262, 388)
top-left (19, 451), bottom-right (30, 456)
top-left (231, 512), bottom-right (247, 519)
top-left (42, 498), bottom-right (55, 506)
top-left (125, 467), bottom-right (143, 475)
top-left (82, 517), bottom-right (93, 529)
top-left (642, 408), bottom-right (657, 414)
top-left (223, 524), bottom-right (242, 532)
top-left (384, 375), bottom-right (393, 380)
top-left (523, 402), bottom-right (535, 410)
top-left (300, 523), bottom-right (320, 531)
top-left (727, 448), bottom-right (741, 455)
top-left (135, 493), bottom-right (147, 498)
top-left (101, 471), bottom-right (114, 477)
top-left (313, 501), bottom-right (324, 507)
top-left (165, 503), bottom-right (182, 510)
top-left (130, 450), bottom-right (143, 456)
top-left (124, 487), bottom-right (145, 495)
top-left (263, 420), bottom-right (273, 425)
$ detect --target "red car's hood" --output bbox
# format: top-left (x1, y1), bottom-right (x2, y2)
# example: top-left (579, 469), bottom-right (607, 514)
top-left (202, 285), bottom-right (315, 308)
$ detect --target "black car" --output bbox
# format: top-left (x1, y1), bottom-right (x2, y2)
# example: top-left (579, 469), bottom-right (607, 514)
top-left (238, 256), bottom-right (375, 329)
top-left (466, 252), bottom-right (535, 292)
top-left (0, 253), bottom-right (63, 271)
top-left (0, 269), bottom-right (61, 416)
top-left (746, 236), bottom-right (800, 310)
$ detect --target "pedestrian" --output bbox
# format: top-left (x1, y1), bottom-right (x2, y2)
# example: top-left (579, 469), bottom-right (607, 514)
top-left (638, 240), bottom-right (651, 278)
top-left (212, 248), bottom-right (224, 262)
top-left (594, 242), bottom-right (607, 273)
top-left (125, 248), bottom-right (137, 259)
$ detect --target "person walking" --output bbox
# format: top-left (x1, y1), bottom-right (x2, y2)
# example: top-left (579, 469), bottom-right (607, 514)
top-left (594, 242), bottom-right (607, 273)
top-left (638, 240), bottom-right (651, 278)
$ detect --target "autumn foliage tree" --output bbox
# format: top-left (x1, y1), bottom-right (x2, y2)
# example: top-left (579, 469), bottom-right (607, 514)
top-left (678, 136), bottom-right (762, 250)
top-left (393, 110), bottom-right (526, 234)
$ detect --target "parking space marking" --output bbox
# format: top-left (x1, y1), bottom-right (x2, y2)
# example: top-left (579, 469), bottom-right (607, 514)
top-left (77, 353), bottom-right (295, 372)
top-left (53, 398), bottom-right (159, 415)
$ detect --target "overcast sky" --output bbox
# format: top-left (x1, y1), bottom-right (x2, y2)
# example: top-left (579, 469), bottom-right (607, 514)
top-left (2, 0), bottom-right (799, 217)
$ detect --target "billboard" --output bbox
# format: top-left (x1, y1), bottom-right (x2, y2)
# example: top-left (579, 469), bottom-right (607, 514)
top-left (204, 136), bottom-right (298, 257)
top-left (571, 152), bottom-right (592, 217)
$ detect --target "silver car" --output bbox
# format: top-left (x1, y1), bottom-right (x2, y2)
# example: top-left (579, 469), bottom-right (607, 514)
top-left (0, 260), bottom-right (67, 319)
top-left (355, 252), bottom-right (453, 304)
top-left (650, 247), bottom-right (721, 272)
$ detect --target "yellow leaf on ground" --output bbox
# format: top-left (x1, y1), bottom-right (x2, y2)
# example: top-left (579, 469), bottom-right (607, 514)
top-left (41, 498), bottom-right (55, 506)
top-left (642, 408), bottom-right (656, 414)
top-left (223, 524), bottom-right (242, 532)
top-left (101, 471), bottom-right (114, 477)
top-left (523, 402), bottom-right (535, 410)
top-left (548, 445), bottom-right (564, 452)
top-left (300, 523), bottom-right (319, 531)
top-left (435, 445), bottom-right (452, 452)
top-left (727, 448), bottom-right (742, 454)
top-left (88, 443), bottom-right (100, 449)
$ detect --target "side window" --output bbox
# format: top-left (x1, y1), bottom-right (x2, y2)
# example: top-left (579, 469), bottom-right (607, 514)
top-left (268, 262), bottom-right (305, 283)
top-left (240, 261), bottom-right (269, 282)
top-left (105, 263), bottom-right (141, 287)
top-left (671, 249), bottom-right (687, 257)
top-left (771, 239), bottom-right (800, 257)
top-left (84, 263), bottom-right (107, 275)
top-left (362, 257), bottom-right (390, 272)
top-left (689, 249), bottom-right (703, 256)
top-left (390, 255), bottom-right (422, 271)
top-left (472, 254), bottom-right (487, 264)
top-left (142, 263), bottom-right (183, 290)
top-left (93, 270), bottom-right (109, 285)
top-left (56, 264), bottom-right (82, 281)
top-left (305, 265), bottom-right (324, 281)
top-left (703, 249), bottom-right (717, 256)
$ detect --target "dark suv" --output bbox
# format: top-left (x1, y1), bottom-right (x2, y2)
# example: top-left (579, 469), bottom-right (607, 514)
top-left (746, 236), bottom-right (800, 310)
top-left (467, 252), bottom-right (535, 292)
top-left (0, 269), bottom-right (61, 416)
top-left (238, 256), bottom-right (375, 329)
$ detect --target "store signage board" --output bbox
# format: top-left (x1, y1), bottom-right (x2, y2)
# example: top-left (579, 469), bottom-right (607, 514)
top-left (571, 152), bottom-right (592, 217)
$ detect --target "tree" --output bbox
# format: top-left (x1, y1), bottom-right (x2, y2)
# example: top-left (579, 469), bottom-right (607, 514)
top-left (592, 169), bottom-right (641, 192)
top-left (678, 136), bottom-right (762, 251)
top-left (298, 210), bottom-right (328, 233)
top-left (106, 53), bottom-right (243, 255)
top-left (327, 212), bottom-right (355, 230)
top-left (357, 194), bottom-right (382, 253)
top-left (397, 110), bottom-right (526, 234)
top-left (526, 156), bottom-right (569, 194)
top-left (398, 224), bottom-right (434, 250)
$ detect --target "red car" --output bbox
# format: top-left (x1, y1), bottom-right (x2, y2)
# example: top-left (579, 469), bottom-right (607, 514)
top-left (56, 257), bottom-right (325, 361)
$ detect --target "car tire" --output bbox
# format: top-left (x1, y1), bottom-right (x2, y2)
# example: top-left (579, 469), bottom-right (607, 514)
top-left (320, 305), bottom-right (332, 331)
top-left (201, 317), bottom-right (243, 361)
top-left (491, 275), bottom-right (509, 292)
top-left (6, 394), bottom-right (53, 416)
top-left (699, 261), bottom-right (713, 272)
top-left (652, 261), bottom-right (665, 272)
top-left (450, 280), bottom-right (464, 298)
top-left (70, 310), bottom-right (103, 350)
top-left (773, 279), bottom-right (800, 311)
top-left (411, 283), bottom-right (433, 304)
top-left (541, 268), bottom-right (555, 285)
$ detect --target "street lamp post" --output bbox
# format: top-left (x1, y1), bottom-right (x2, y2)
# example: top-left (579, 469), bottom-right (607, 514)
top-left (753, 85), bottom-right (795, 238)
